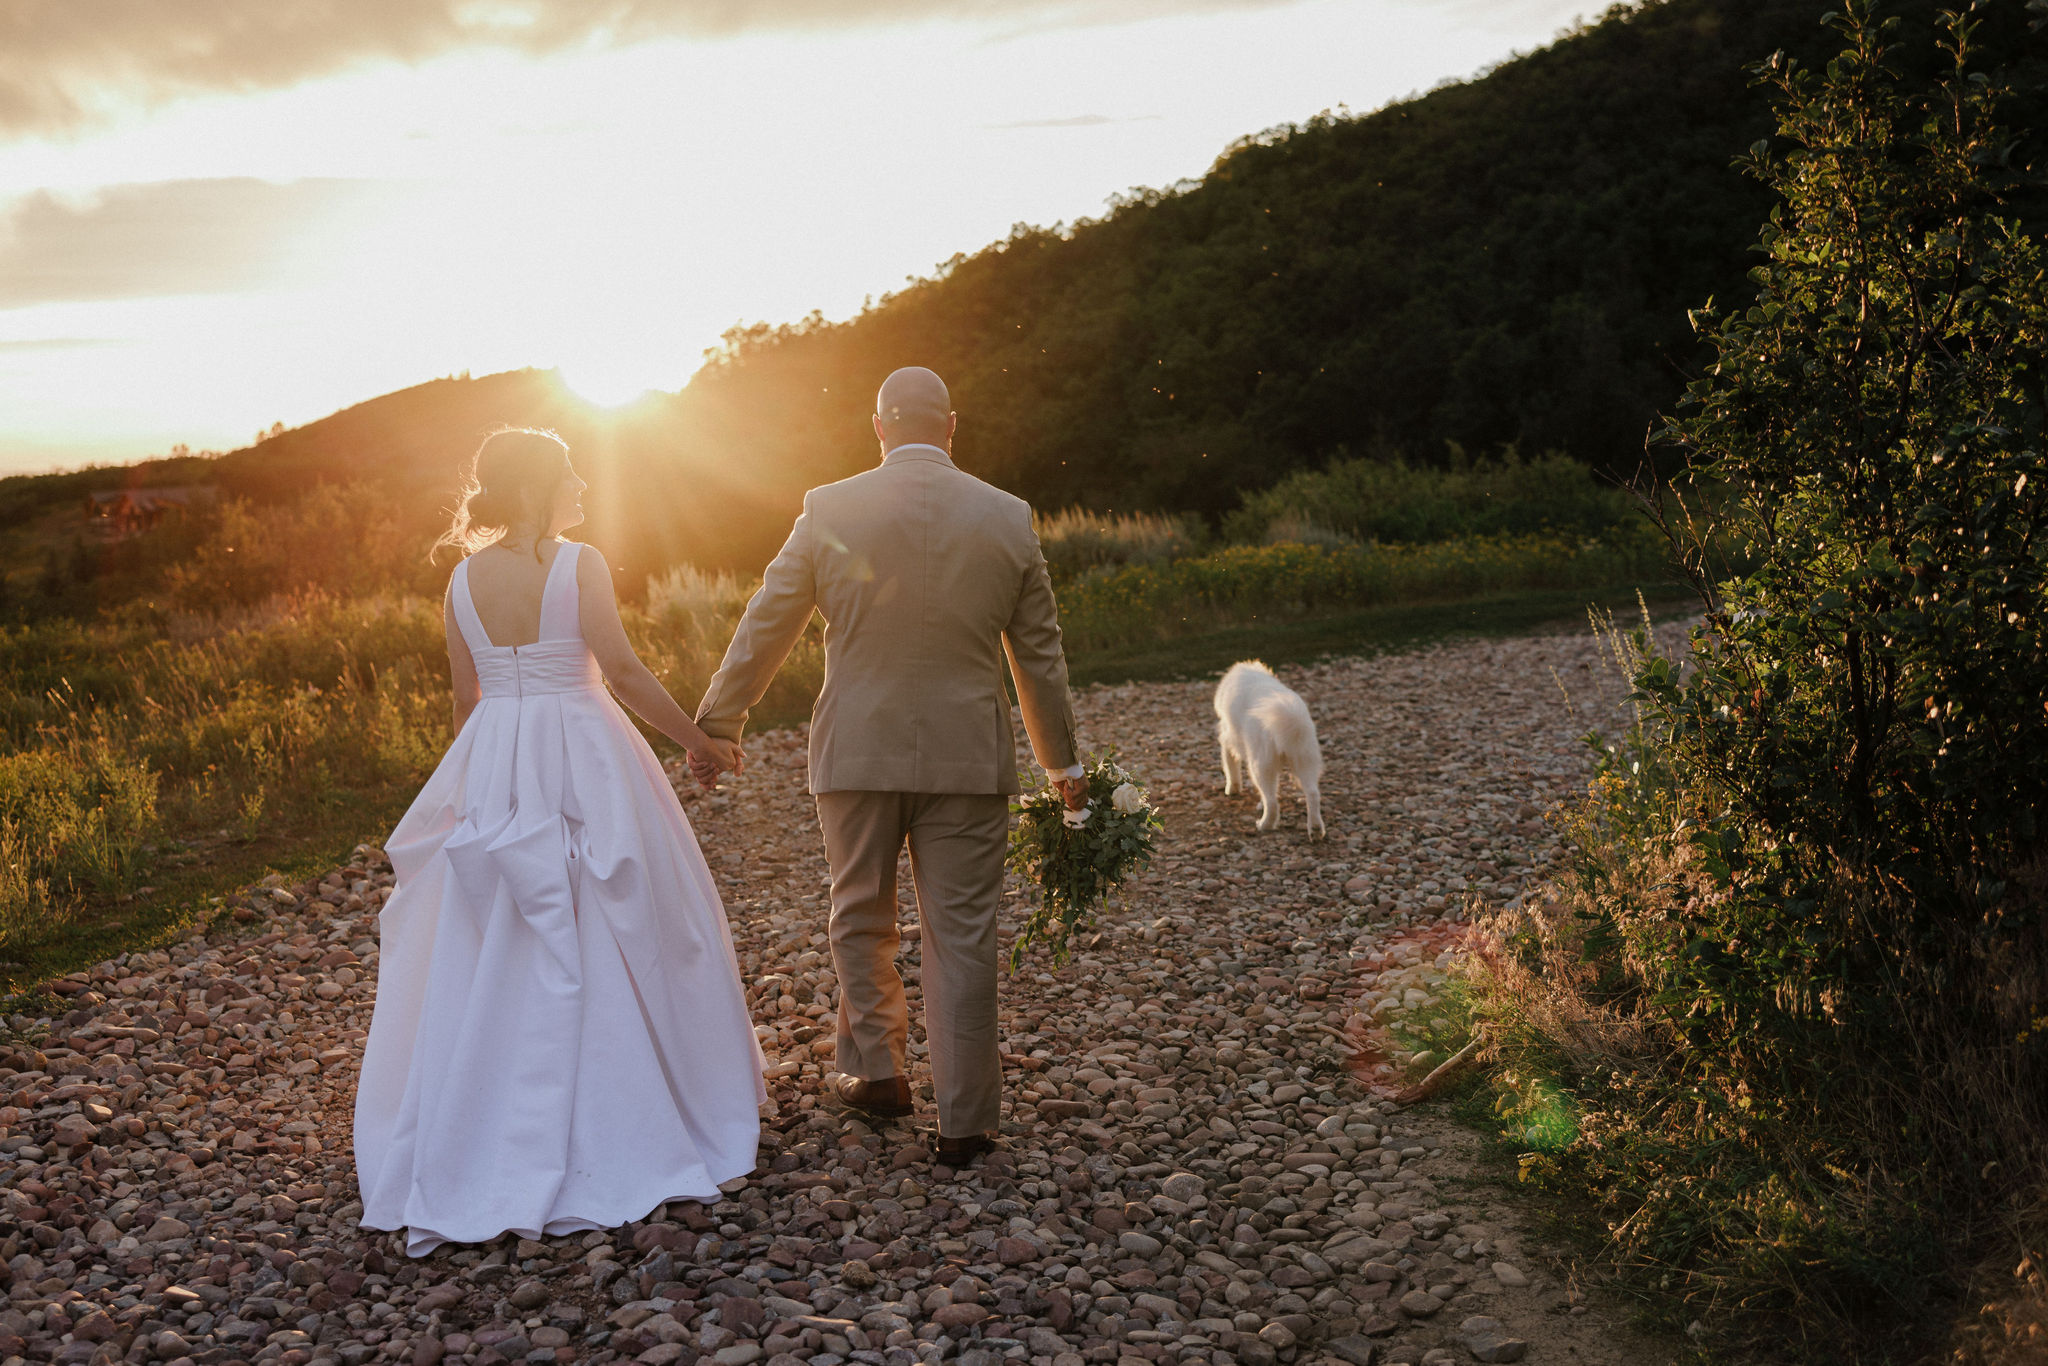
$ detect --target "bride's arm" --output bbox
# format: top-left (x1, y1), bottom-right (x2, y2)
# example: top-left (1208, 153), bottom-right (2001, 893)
top-left (577, 549), bottom-right (741, 771)
top-left (444, 579), bottom-right (482, 733)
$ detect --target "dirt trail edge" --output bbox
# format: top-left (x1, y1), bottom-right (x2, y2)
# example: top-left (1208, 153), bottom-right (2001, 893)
top-left (0, 623), bottom-right (1700, 1366)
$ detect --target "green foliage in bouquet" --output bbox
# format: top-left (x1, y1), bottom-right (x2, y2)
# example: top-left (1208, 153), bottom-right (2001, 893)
top-left (1006, 756), bottom-right (1162, 968)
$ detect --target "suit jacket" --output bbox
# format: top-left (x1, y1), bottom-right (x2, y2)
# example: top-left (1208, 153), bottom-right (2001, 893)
top-left (696, 444), bottom-right (1080, 794)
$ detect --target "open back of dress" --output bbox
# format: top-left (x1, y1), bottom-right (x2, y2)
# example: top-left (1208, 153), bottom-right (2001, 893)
top-left (354, 541), bottom-right (763, 1256)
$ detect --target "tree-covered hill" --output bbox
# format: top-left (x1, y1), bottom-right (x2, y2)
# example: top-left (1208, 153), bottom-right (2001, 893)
top-left (680, 0), bottom-right (2041, 521)
top-left (0, 371), bottom-right (785, 611)
top-left (7, 0), bottom-right (2040, 608)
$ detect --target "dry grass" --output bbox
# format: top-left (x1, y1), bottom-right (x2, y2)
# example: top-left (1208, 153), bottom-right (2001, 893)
top-left (1, 573), bottom-right (829, 975)
top-left (639, 563), bottom-right (825, 726)
top-left (1949, 1229), bottom-right (2048, 1364)
top-left (1033, 507), bottom-right (1202, 581)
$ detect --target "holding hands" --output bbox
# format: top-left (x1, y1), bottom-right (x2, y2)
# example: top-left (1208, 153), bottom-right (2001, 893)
top-left (687, 736), bottom-right (745, 791)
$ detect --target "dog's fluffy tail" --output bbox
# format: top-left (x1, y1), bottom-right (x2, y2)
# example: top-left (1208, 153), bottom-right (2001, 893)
top-left (1249, 693), bottom-right (1321, 775)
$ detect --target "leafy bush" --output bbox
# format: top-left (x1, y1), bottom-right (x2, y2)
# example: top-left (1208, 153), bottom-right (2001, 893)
top-left (1252, 512), bottom-right (1359, 552)
top-left (162, 483), bottom-right (444, 612)
top-left (1474, 8), bottom-right (2048, 1358)
top-left (1225, 448), bottom-right (1638, 546)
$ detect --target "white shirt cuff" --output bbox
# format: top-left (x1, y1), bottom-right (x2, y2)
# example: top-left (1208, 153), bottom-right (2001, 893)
top-left (1046, 763), bottom-right (1085, 780)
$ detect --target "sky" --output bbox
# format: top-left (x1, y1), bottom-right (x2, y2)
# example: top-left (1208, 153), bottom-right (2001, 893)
top-left (0, 0), bottom-right (1594, 475)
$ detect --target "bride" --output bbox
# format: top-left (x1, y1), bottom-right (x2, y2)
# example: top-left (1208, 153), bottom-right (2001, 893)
top-left (354, 427), bottom-right (764, 1256)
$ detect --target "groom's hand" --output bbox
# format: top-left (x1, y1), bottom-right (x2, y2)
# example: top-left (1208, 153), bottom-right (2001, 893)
top-left (1054, 775), bottom-right (1089, 810)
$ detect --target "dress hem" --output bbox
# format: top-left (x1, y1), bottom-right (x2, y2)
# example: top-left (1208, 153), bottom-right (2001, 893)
top-left (360, 1168), bottom-right (749, 1258)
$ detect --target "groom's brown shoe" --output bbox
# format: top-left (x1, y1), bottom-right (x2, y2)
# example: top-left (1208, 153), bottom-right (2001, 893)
top-left (832, 1073), bottom-right (913, 1119)
top-left (934, 1132), bottom-right (996, 1167)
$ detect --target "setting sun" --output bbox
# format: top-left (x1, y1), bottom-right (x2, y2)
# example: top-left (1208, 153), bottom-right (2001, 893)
top-left (557, 355), bottom-right (671, 409)
top-left (0, 0), bottom-right (1590, 471)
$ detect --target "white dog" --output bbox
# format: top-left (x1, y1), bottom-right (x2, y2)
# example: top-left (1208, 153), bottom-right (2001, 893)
top-left (1214, 660), bottom-right (1325, 837)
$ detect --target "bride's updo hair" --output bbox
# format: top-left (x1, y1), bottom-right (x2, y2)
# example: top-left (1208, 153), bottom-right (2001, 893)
top-left (436, 427), bottom-right (570, 560)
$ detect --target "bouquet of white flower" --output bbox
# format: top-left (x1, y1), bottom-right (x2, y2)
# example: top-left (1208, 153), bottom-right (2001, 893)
top-left (1005, 755), bottom-right (1162, 968)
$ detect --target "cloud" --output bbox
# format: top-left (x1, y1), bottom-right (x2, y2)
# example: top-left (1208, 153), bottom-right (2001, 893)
top-left (0, 178), bottom-right (407, 309)
top-left (0, 0), bottom-right (1299, 135)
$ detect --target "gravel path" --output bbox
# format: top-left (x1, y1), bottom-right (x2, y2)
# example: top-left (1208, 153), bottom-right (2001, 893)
top-left (0, 622), bottom-right (1695, 1366)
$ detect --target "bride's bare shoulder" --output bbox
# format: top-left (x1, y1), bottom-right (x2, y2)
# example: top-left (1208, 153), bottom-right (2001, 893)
top-left (567, 540), bottom-right (617, 593)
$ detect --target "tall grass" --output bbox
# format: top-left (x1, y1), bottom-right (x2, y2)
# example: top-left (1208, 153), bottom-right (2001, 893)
top-left (1033, 507), bottom-right (1202, 582)
top-left (0, 573), bottom-right (825, 971)
top-left (0, 594), bottom-right (450, 961)
top-left (645, 563), bottom-right (756, 653)
top-left (1056, 530), bottom-right (1673, 651)
top-left (640, 563), bottom-right (825, 733)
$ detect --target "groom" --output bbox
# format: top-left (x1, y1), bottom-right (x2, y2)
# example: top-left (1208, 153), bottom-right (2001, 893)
top-left (692, 366), bottom-right (1085, 1163)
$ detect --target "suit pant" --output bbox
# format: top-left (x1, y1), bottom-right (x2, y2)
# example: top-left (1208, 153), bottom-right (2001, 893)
top-left (815, 790), bottom-right (1008, 1136)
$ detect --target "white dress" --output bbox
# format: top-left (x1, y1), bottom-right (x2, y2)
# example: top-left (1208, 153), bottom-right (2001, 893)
top-left (354, 541), bottom-right (764, 1256)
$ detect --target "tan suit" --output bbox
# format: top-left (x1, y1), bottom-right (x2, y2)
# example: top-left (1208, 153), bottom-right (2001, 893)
top-left (697, 444), bottom-right (1079, 1134)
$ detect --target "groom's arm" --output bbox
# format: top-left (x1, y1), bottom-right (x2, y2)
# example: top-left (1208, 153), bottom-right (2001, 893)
top-left (696, 499), bottom-right (819, 741)
top-left (1001, 521), bottom-right (1080, 775)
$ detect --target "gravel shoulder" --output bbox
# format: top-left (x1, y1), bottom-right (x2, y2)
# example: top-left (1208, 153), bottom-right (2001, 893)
top-left (0, 622), bottom-right (1701, 1366)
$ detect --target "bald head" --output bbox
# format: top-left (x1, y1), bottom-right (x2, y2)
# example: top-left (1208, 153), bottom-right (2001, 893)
top-left (874, 366), bottom-right (955, 452)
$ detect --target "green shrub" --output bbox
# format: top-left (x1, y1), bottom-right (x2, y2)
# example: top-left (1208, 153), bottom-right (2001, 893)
top-left (1474, 8), bottom-right (2048, 1358)
top-left (1252, 512), bottom-right (1359, 551)
top-left (1224, 447), bottom-right (1637, 546)
top-left (160, 483), bottom-right (445, 613)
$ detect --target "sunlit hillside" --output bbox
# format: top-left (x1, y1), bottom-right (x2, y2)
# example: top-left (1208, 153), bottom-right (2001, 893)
top-left (0, 369), bottom-right (833, 611)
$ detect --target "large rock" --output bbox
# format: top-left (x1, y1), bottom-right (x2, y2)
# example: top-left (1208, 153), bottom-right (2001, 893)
top-left (994, 1236), bottom-right (1040, 1265)
top-left (1459, 1316), bottom-right (1530, 1363)
top-left (1118, 1231), bottom-right (1163, 1258)
top-left (1326, 1337), bottom-right (1377, 1366)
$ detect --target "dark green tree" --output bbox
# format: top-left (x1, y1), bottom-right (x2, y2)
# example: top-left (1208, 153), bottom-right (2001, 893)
top-left (1505, 1), bottom-right (2048, 1350)
top-left (1652, 0), bottom-right (2048, 983)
